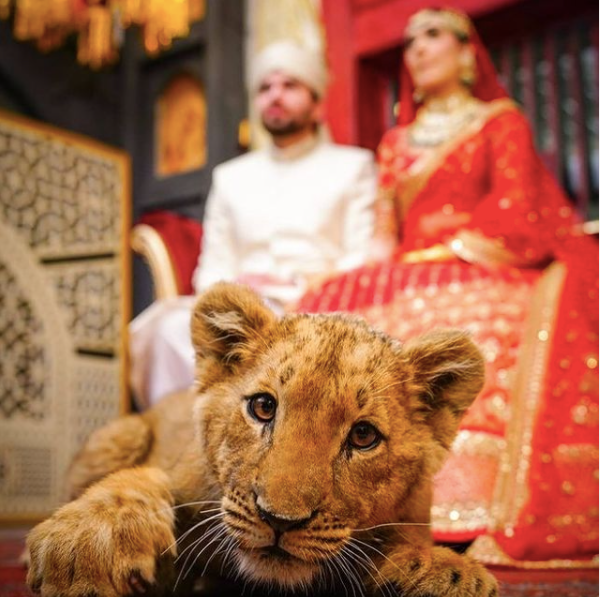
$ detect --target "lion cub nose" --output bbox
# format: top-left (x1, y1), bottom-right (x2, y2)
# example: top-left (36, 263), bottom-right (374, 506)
top-left (256, 504), bottom-right (314, 534)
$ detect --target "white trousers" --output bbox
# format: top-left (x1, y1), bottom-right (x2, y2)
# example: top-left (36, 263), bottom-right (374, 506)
top-left (129, 297), bottom-right (196, 409)
top-left (128, 290), bottom-right (289, 409)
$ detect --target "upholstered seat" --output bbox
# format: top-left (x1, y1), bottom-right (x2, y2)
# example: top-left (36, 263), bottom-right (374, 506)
top-left (131, 212), bottom-right (597, 302)
top-left (130, 210), bottom-right (202, 300)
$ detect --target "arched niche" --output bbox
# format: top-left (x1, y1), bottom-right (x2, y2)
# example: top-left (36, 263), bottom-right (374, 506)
top-left (155, 73), bottom-right (207, 177)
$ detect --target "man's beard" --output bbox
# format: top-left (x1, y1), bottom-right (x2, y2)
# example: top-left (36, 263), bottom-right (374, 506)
top-left (262, 117), bottom-right (313, 138)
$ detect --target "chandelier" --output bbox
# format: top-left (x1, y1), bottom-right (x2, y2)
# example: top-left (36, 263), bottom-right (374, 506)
top-left (0, 0), bottom-right (205, 69)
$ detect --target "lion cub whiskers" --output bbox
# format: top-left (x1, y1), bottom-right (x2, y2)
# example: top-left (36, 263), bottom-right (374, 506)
top-left (26, 283), bottom-right (498, 597)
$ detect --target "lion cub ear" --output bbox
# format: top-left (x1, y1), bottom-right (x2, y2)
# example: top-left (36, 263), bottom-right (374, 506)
top-left (401, 329), bottom-right (485, 448)
top-left (191, 282), bottom-right (277, 367)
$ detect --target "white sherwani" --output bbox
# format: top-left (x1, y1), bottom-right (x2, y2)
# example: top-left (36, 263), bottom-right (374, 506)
top-left (195, 135), bottom-right (376, 303)
top-left (130, 135), bottom-right (377, 407)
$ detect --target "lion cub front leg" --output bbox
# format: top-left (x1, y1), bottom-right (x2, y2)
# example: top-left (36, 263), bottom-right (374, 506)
top-left (27, 467), bottom-right (177, 597)
top-left (376, 544), bottom-right (498, 597)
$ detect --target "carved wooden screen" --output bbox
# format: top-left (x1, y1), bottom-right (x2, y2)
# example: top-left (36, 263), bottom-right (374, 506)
top-left (0, 110), bottom-right (130, 522)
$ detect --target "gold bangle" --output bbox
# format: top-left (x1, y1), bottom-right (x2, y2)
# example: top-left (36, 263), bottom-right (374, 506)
top-left (449, 230), bottom-right (537, 267)
top-left (402, 244), bottom-right (455, 264)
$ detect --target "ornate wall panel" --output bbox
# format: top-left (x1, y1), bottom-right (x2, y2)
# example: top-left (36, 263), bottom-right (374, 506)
top-left (0, 109), bottom-right (130, 521)
top-left (156, 73), bottom-right (207, 177)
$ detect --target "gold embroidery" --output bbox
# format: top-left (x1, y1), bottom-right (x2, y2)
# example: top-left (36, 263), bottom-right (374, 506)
top-left (469, 535), bottom-right (599, 569)
top-left (406, 8), bottom-right (471, 41)
top-left (338, 271), bottom-right (355, 313)
top-left (449, 229), bottom-right (538, 267)
top-left (373, 186), bottom-right (399, 238)
top-left (373, 263), bottom-right (390, 306)
top-left (432, 431), bottom-right (506, 534)
top-left (409, 91), bottom-right (482, 147)
top-left (490, 262), bottom-right (567, 529)
top-left (397, 98), bottom-right (517, 215)
top-left (571, 399), bottom-right (599, 426)
top-left (402, 243), bottom-right (455, 263)
top-left (352, 268), bottom-right (536, 538)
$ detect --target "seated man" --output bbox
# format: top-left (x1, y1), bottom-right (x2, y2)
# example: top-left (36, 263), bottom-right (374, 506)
top-left (130, 40), bottom-right (377, 407)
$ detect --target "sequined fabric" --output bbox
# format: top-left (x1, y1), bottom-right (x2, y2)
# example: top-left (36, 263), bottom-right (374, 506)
top-left (296, 106), bottom-right (599, 566)
top-left (300, 260), bottom-right (539, 541)
top-left (376, 104), bottom-right (586, 269)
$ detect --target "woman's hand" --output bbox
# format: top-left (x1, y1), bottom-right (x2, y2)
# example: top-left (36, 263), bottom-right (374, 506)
top-left (418, 210), bottom-right (472, 239)
top-left (401, 243), bottom-right (456, 263)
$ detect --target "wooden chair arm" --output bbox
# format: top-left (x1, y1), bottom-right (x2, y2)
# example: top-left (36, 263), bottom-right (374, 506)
top-left (130, 223), bottom-right (180, 300)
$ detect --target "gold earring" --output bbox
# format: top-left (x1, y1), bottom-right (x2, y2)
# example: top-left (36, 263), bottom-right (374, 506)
top-left (413, 87), bottom-right (425, 103)
top-left (459, 53), bottom-right (476, 87)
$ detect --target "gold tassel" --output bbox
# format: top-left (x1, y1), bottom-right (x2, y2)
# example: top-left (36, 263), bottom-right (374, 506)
top-left (79, 5), bottom-right (116, 69)
top-left (48, 0), bottom-right (71, 26)
top-left (0, 0), bottom-right (12, 20)
top-left (77, 25), bottom-right (90, 65)
top-left (143, 0), bottom-right (190, 54)
top-left (166, 0), bottom-right (190, 39)
top-left (118, 0), bottom-right (145, 28)
top-left (189, 0), bottom-right (205, 22)
top-left (14, 0), bottom-right (45, 40)
top-left (40, 0), bottom-right (72, 51)
top-left (8, 0), bottom-right (198, 67)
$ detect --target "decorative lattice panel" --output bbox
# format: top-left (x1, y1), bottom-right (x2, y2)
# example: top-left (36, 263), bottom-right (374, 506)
top-left (0, 110), bottom-right (130, 521)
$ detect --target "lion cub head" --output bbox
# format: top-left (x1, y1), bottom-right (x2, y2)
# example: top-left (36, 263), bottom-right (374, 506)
top-left (190, 283), bottom-right (484, 590)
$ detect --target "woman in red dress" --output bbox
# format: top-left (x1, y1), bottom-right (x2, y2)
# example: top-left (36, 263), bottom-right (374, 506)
top-left (297, 8), bottom-right (598, 568)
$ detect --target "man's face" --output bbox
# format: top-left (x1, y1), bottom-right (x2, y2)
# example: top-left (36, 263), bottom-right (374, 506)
top-left (255, 71), bottom-right (321, 138)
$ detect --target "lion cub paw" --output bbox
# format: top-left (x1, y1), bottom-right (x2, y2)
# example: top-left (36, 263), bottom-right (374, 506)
top-left (379, 545), bottom-right (498, 597)
top-left (27, 468), bottom-right (176, 597)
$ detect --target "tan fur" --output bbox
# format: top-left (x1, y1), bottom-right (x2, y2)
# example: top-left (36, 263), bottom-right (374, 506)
top-left (27, 282), bottom-right (498, 597)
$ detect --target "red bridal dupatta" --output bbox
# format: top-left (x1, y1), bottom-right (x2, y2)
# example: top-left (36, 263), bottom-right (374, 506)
top-left (296, 17), bottom-right (598, 569)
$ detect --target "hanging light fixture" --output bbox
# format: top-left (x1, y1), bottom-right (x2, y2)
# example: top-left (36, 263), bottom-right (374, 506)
top-left (1, 0), bottom-right (205, 69)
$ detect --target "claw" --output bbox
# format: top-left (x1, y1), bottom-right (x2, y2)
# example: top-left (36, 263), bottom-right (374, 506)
top-left (128, 571), bottom-right (151, 595)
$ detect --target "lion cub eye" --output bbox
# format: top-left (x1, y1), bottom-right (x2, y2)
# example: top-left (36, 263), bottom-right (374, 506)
top-left (347, 422), bottom-right (381, 451)
top-left (247, 393), bottom-right (277, 423)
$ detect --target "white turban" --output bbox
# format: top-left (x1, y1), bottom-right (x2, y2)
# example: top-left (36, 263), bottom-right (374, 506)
top-left (249, 41), bottom-right (329, 98)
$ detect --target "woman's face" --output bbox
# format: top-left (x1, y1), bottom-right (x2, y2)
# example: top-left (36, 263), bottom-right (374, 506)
top-left (255, 71), bottom-right (321, 138)
top-left (403, 16), bottom-right (472, 96)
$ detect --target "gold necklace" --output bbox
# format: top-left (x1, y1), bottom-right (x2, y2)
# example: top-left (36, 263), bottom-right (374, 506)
top-left (409, 92), bottom-right (483, 147)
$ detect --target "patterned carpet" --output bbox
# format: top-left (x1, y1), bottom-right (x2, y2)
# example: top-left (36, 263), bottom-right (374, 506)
top-left (499, 582), bottom-right (598, 596)
top-left (1, 529), bottom-right (597, 596)
top-left (493, 569), bottom-right (599, 596)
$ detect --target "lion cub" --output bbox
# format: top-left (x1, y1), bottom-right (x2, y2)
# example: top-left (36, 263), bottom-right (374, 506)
top-left (27, 282), bottom-right (497, 597)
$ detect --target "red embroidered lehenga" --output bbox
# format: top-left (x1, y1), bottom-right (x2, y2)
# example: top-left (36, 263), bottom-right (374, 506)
top-left (296, 15), bottom-right (598, 568)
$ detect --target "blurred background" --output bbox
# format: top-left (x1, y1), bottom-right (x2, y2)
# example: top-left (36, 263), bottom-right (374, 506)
top-left (0, 0), bottom-right (597, 533)
top-left (1, 0), bottom-right (597, 312)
